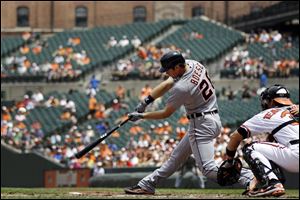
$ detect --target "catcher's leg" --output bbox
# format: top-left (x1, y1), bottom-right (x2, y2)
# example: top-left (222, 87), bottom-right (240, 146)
top-left (242, 142), bottom-right (275, 187)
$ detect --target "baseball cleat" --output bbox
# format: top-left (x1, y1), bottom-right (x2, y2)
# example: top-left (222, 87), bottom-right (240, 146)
top-left (242, 177), bottom-right (259, 196)
top-left (124, 185), bottom-right (155, 195)
top-left (247, 182), bottom-right (285, 197)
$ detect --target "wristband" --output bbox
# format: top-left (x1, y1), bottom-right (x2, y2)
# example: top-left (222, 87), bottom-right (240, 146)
top-left (226, 148), bottom-right (236, 158)
top-left (144, 95), bottom-right (154, 105)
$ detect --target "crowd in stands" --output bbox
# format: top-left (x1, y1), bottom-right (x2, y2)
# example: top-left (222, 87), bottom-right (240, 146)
top-left (1, 82), bottom-right (287, 177)
top-left (217, 81), bottom-right (260, 101)
top-left (106, 35), bottom-right (142, 49)
top-left (2, 28), bottom-right (297, 82)
top-left (1, 32), bottom-right (91, 81)
top-left (1, 28), bottom-right (298, 176)
top-left (111, 44), bottom-right (191, 80)
top-left (222, 29), bottom-right (299, 79)
top-left (1, 90), bottom-right (46, 152)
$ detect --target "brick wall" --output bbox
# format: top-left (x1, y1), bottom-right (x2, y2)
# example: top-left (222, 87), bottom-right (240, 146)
top-left (1, 1), bottom-right (280, 32)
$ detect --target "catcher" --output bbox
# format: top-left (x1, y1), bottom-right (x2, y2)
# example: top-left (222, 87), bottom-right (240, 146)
top-left (221, 84), bottom-right (299, 197)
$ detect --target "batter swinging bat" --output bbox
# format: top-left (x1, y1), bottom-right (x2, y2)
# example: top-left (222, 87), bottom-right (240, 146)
top-left (75, 117), bottom-right (131, 159)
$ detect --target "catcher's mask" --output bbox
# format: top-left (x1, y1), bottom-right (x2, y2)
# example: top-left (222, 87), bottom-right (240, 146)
top-left (260, 84), bottom-right (293, 110)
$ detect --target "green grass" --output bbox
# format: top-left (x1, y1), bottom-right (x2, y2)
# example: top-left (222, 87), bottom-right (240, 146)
top-left (1, 187), bottom-right (299, 199)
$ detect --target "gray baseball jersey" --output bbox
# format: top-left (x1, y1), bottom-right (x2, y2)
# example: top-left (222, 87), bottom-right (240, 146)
top-left (138, 59), bottom-right (254, 193)
top-left (167, 59), bottom-right (218, 114)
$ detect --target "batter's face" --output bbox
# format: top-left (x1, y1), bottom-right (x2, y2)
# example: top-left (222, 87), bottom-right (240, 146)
top-left (165, 68), bottom-right (177, 78)
top-left (165, 64), bottom-right (184, 78)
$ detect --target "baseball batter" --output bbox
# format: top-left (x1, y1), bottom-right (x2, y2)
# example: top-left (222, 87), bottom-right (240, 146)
top-left (124, 51), bottom-right (254, 195)
top-left (225, 85), bottom-right (299, 197)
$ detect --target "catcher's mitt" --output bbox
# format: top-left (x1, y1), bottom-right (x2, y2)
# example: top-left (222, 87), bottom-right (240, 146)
top-left (217, 158), bottom-right (242, 186)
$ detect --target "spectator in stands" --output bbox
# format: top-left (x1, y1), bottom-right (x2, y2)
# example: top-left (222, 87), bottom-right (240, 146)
top-left (94, 102), bottom-right (106, 120)
top-left (44, 96), bottom-right (60, 107)
top-left (20, 45), bottom-right (30, 55)
top-left (260, 72), bottom-right (268, 88)
top-left (131, 35), bottom-right (142, 49)
top-left (154, 123), bottom-right (164, 135)
top-left (129, 125), bottom-right (144, 136)
top-left (270, 30), bottom-right (282, 42)
top-left (15, 107), bottom-right (27, 122)
top-left (1, 106), bottom-right (12, 122)
top-left (176, 127), bottom-right (186, 140)
top-left (177, 115), bottom-right (189, 125)
top-left (65, 99), bottom-right (76, 114)
top-left (85, 125), bottom-right (95, 138)
top-left (139, 84), bottom-right (152, 101)
top-left (93, 161), bottom-right (105, 176)
top-left (226, 86), bottom-right (235, 100)
top-left (100, 143), bottom-right (113, 160)
top-left (137, 47), bottom-right (148, 60)
top-left (241, 82), bottom-right (252, 99)
top-left (119, 35), bottom-right (130, 47)
top-left (162, 121), bottom-right (172, 135)
top-left (115, 84), bottom-right (126, 100)
top-left (88, 94), bottom-right (97, 119)
top-left (258, 30), bottom-right (270, 43)
top-left (22, 31), bottom-right (31, 41)
top-left (31, 90), bottom-right (44, 106)
top-left (95, 121), bottom-right (110, 136)
top-left (60, 108), bottom-right (72, 121)
top-left (89, 74), bottom-right (100, 93)
top-left (111, 129), bottom-right (120, 138)
top-left (107, 36), bottom-right (118, 48)
top-left (190, 31), bottom-right (204, 40)
top-left (30, 120), bottom-right (44, 139)
top-left (107, 98), bottom-right (129, 114)
top-left (68, 37), bottom-right (81, 46)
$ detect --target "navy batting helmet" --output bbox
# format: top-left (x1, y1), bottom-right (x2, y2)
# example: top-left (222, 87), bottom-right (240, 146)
top-left (159, 51), bottom-right (185, 73)
top-left (260, 84), bottom-right (293, 110)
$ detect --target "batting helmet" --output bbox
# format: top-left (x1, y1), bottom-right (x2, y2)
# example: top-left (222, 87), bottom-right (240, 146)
top-left (159, 51), bottom-right (185, 73)
top-left (260, 84), bottom-right (293, 110)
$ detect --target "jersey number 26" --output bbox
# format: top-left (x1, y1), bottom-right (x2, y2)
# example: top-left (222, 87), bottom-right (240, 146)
top-left (199, 72), bottom-right (214, 101)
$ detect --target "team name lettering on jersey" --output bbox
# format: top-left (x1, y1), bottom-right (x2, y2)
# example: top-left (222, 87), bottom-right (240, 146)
top-left (263, 109), bottom-right (280, 119)
top-left (190, 63), bottom-right (204, 85)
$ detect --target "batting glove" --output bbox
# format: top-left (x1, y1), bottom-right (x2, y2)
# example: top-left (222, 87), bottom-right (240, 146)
top-left (128, 112), bottom-right (144, 122)
top-left (135, 101), bottom-right (148, 113)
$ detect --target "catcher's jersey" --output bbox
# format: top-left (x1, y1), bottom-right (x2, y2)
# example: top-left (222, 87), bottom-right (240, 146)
top-left (166, 59), bottom-right (218, 115)
top-left (241, 106), bottom-right (299, 147)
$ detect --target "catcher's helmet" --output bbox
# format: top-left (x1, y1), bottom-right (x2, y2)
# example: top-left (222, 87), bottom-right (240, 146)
top-left (260, 84), bottom-right (293, 110)
top-left (159, 51), bottom-right (185, 73)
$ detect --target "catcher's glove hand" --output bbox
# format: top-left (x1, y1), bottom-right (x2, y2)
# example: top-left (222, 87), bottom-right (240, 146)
top-left (217, 158), bottom-right (242, 186)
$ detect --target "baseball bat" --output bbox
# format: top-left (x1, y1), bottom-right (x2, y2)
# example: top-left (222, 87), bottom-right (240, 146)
top-left (74, 117), bottom-right (131, 159)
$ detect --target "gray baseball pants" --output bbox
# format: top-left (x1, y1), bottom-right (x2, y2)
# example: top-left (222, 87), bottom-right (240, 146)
top-left (138, 114), bottom-right (254, 193)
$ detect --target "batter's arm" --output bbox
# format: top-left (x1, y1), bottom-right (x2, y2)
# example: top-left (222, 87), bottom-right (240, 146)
top-left (150, 77), bottom-right (174, 99)
top-left (143, 103), bottom-right (176, 120)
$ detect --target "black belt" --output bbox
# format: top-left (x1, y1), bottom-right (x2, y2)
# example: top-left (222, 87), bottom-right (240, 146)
top-left (187, 110), bottom-right (218, 120)
top-left (290, 139), bottom-right (299, 145)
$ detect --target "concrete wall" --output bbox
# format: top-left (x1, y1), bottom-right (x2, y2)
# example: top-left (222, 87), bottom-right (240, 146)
top-left (1, 77), bottom-right (298, 101)
top-left (1, 143), bottom-right (65, 187)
